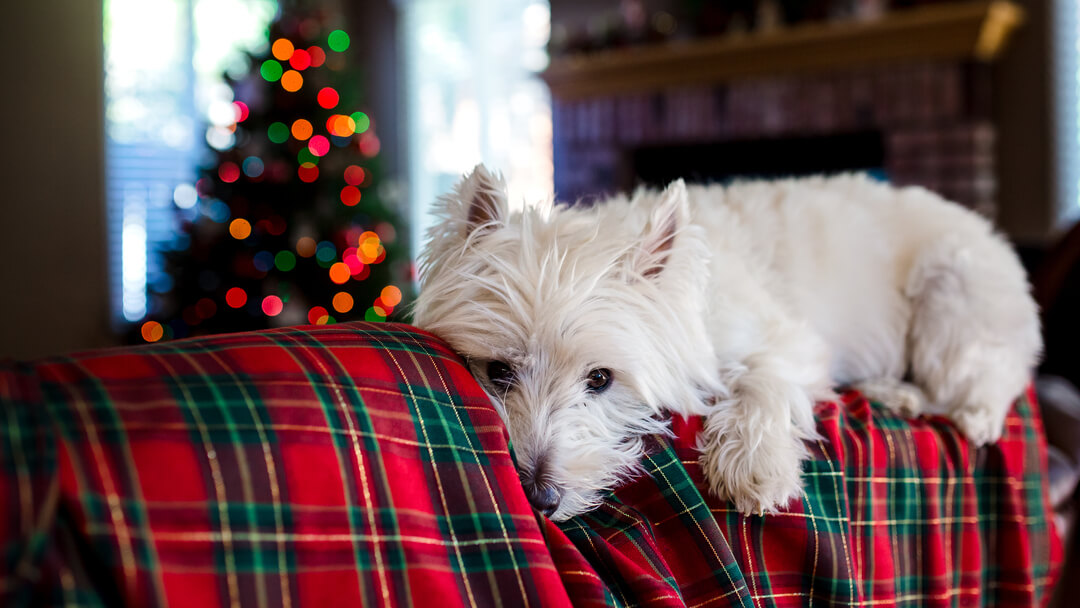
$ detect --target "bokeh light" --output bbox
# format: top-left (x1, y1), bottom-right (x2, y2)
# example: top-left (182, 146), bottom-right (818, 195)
top-left (242, 156), bottom-right (264, 178)
top-left (308, 306), bottom-right (329, 325)
top-left (358, 231), bottom-right (383, 263)
top-left (340, 186), bottom-right (361, 206)
top-left (271, 38), bottom-right (294, 61)
top-left (359, 131), bottom-right (380, 157)
top-left (206, 200), bottom-right (231, 222)
top-left (260, 59), bottom-right (283, 82)
top-left (344, 165), bottom-right (365, 186)
top-left (233, 101), bottom-right (249, 122)
top-left (196, 297), bottom-right (217, 319)
top-left (225, 287), bottom-right (247, 308)
top-left (274, 250), bottom-right (296, 271)
top-left (173, 183), bottom-right (198, 209)
top-left (289, 48), bottom-right (311, 70)
top-left (327, 30), bottom-right (350, 52)
top-left (308, 46), bottom-right (326, 67)
top-left (327, 114), bottom-right (356, 137)
top-left (296, 236), bottom-right (317, 258)
top-left (141, 321), bottom-right (164, 342)
top-left (262, 295), bottom-right (283, 316)
top-left (229, 218), bottom-right (252, 239)
top-left (350, 112), bottom-right (370, 133)
top-left (308, 135), bottom-right (330, 157)
top-left (297, 162), bottom-right (319, 183)
top-left (291, 119), bottom-right (313, 140)
top-left (316, 241), bottom-right (337, 263)
top-left (343, 247), bottom-right (364, 274)
top-left (376, 222), bottom-right (396, 243)
top-left (332, 291), bottom-right (354, 313)
top-left (219, 162), bottom-right (240, 183)
top-left (297, 148), bottom-right (319, 165)
top-left (317, 87), bottom-right (339, 109)
top-left (267, 121), bottom-right (289, 143)
top-left (329, 262), bottom-right (350, 284)
top-left (364, 306), bottom-right (385, 322)
top-left (281, 70), bottom-right (303, 92)
top-left (381, 285), bottom-right (402, 307)
top-left (253, 251), bottom-right (275, 272)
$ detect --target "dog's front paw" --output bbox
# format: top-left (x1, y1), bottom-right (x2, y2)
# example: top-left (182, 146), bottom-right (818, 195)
top-left (698, 415), bottom-right (806, 515)
top-left (949, 404), bottom-right (1006, 446)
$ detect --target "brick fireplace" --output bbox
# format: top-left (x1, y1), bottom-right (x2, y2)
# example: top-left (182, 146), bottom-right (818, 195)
top-left (552, 61), bottom-right (997, 215)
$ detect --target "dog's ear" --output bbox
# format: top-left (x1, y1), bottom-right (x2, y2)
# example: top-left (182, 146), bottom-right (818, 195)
top-left (636, 179), bottom-right (688, 279)
top-left (455, 164), bottom-right (508, 236)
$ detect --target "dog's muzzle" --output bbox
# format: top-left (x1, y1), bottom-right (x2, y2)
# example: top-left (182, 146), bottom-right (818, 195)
top-left (524, 482), bottom-right (561, 517)
top-left (522, 458), bottom-right (562, 517)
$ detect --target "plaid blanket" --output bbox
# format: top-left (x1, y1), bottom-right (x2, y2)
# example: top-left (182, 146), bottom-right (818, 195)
top-left (0, 323), bottom-right (1061, 607)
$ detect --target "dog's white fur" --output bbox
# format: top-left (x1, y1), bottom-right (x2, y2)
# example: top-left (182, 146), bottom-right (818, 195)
top-left (413, 165), bottom-right (1042, 520)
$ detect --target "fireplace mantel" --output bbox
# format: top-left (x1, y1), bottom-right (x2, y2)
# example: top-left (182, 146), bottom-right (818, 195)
top-left (542, 1), bottom-right (1024, 101)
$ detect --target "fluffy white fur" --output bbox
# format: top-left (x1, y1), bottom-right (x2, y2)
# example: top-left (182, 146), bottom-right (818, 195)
top-left (413, 165), bottom-right (1042, 520)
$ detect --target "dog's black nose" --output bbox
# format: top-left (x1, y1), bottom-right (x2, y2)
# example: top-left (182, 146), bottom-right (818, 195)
top-left (525, 483), bottom-right (561, 517)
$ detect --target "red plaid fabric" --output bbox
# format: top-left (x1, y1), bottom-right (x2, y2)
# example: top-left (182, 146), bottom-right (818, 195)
top-left (0, 322), bottom-right (1062, 606)
top-left (546, 389), bottom-right (1063, 607)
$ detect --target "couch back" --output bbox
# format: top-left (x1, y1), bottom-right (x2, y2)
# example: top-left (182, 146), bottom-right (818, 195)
top-left (0, 323), bottom-right (569, 606)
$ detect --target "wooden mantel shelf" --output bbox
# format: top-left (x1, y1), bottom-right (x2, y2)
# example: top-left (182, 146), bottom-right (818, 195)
top-left (541, 1), bottom-right (1024, 100)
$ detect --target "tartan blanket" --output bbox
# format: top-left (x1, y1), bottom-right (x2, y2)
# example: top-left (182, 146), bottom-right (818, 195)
top-left (0, 322), bottom-right (1061, 607)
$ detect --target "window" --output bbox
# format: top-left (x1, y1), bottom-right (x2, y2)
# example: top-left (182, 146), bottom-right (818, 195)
top-left (402, 0), bottom-right (553, 261)
top-left (104, 0), bottom-right (276, 325)
top-left (1054, 0), bottom-right (1080, 228)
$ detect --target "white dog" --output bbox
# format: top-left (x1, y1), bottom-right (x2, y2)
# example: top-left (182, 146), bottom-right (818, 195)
top-left (413, 165), bottom-right (1042, 520)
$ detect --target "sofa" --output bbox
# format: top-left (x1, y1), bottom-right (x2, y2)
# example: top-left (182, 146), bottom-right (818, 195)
top-left (0, 322), bottom-right (1062, 606)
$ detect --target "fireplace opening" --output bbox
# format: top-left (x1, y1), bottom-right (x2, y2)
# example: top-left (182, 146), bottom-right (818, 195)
top-left (630, 131), bottom-right (886, 188)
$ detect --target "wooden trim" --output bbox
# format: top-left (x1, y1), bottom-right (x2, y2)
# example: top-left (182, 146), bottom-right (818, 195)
top-left (541, 1), bottom-right (1025, 100)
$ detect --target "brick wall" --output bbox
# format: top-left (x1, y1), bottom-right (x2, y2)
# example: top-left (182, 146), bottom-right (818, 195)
top-left (553, 60), bottom-right (997, 216)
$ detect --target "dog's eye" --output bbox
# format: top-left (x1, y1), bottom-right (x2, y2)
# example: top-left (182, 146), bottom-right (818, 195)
top-left (585, 368), bottom-right (612, 393)
top-left (487, 361), bottom-right (515, 388)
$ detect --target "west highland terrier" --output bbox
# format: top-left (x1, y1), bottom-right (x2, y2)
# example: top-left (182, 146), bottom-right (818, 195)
top-left (413, 165), bottom-right (1042, 520)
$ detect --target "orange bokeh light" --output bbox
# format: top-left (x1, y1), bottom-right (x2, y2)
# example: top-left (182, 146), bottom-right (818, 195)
top-left (271, 38), bottom-right (295, 61)
top-left (381, 285), bottom-right (402, 307)
top-left (141, 321), bottom-right (164, 342)
top-left (291, 119), bottom-right (313, 140)
top-left (358, 231), bottom-right (383, 263)
top-left (332, 291), bottom-right (354, 313)
top-left (328, 262), bottom-right (350, 284)
top-left (281, 70), bottom-right (303, 92)
top-left (229, 218), bottom-right (252, 240)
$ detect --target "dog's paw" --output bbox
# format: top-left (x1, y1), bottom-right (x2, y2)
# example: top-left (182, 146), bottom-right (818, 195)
top-left (852, 378), bottom-right (927, 418)
top-left (949, 404), bottom-right (1006, 446)
top-left (698, 418), bottom-right (806, 515)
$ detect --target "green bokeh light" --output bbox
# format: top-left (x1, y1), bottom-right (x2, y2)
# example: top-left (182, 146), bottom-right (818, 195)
top-left (267, 122), bottom-right (289, 143)
top-left (260, 59), bottom-right (283, 82)
top-left (364, 307), bottom-right (385, 322)
top-left (297, 148), bottom-right (320, 165)
top-left (327, 30), bottom-right (350, 52)
top-left (350, 112), bottom-right (370, 134)
top-left (274, 250), bottom-right (297, 272)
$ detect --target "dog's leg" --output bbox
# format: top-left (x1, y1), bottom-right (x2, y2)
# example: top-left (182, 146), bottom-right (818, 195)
top-left (699, 308), bottom-right (830, 515)
top-left (905, 234), bottom-right (1041, 445)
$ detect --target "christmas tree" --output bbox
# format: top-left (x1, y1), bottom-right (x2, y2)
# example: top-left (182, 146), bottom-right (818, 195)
top-left (137, 12), bottom-right (410, 343)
